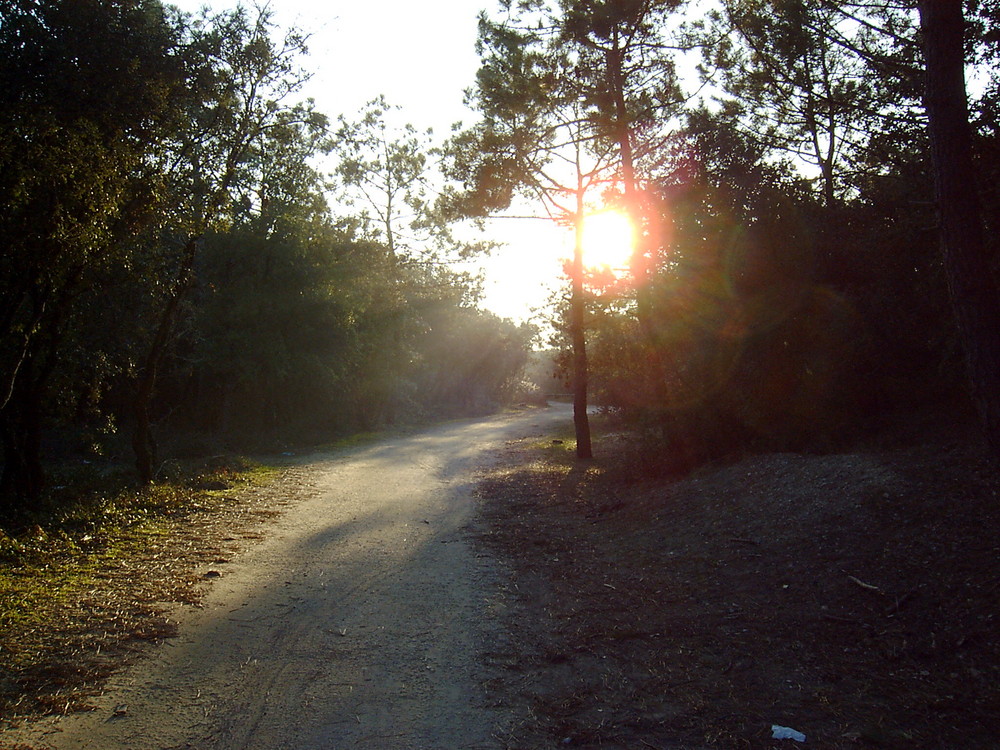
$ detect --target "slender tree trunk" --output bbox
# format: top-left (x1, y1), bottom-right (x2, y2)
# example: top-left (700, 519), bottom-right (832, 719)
top-left (607, 32), bottom-right (675, 436)
top-left (132, 375), bottom-right (157, 485)
top-left (0, 286), bottom-right (73, 511)
top-left (919, 0), bottom-right (1000, 453)
top-left (606, 37), bottom-right (647, 317)
top-left (571, 183), bottom-right (592, 459)
top-left (1, 330), bottom-right (34, 415)
top-left (0, 368), bottom-right (45, 511)
top-left (0, 288), bottom-right (48, 413)
top-left (132, 236), bottom-right (198, 484)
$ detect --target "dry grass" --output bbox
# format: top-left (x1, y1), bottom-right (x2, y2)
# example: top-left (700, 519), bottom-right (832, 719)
top-left (0, 459), bottom-right (286, 728)
top-left (475, 419), bottom-right (1000, 749)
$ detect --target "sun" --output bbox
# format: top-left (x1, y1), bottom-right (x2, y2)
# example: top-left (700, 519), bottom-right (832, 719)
top-left (581, 209), bottom-right (635, 270)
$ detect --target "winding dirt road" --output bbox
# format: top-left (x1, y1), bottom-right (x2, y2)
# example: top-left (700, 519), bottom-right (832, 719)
top-left (10, 404), bottom-right (571, 750)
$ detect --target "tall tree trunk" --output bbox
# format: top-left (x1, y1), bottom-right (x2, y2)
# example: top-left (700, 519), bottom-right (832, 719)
top-left (0, 286), bottom-right (48, 413)
top-left (606, 36), bottom-right (647, 319)
top-left (1, 328), bottom-right (35, 415)
top-left (919, 0), bottom-right (1000, 453)
top-left (571, 182), bottom-right (593, 460)
top-left (607, 32), bottom-right (674, 435)
top-left (132, 236), bottom-right (198, 485)
top-left (0, 288), bottom-right (73, 512)
top-left (0, 368), bottom-right (45, 512)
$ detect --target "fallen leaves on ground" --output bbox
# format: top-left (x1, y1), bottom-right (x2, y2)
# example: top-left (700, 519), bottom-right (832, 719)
top-left (475, 425), bottom-right (1000, 749)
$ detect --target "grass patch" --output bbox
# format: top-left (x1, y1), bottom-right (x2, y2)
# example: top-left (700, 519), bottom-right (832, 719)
top-left (0, 454), bottom-right (279, 725)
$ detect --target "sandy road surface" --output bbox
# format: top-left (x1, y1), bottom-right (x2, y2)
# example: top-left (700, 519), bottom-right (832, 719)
top-left (7, 404), bottom-right (571, 750)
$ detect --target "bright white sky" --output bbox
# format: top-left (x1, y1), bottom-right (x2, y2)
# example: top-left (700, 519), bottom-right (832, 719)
top-left (170, 0), bottom-right (575, 324)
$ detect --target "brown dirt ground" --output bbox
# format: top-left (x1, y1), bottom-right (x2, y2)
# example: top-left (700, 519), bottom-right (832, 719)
top-left (2, 409), bottom-right (999, 750)
top-left (473, 416), bottom-right (1000, 749)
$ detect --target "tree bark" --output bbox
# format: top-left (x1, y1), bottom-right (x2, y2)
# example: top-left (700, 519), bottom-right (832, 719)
top-left (0, 369), bottom-right (45, 511)
top-left (606, 30), bottom-right (676, 433)
top-left (572, 183), bottom-right (593, 459)
top-left (132, 236), bottom-right (198, 484)
top-left (0, 285), bottom-right (75, 511)
top-left (606, 36), bottom-right (647, 316)
top-left (919, 0), bottom-right (1000, 453)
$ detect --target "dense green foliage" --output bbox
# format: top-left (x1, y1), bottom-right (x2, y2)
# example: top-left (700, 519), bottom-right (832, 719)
top-left (452, 0), bottom-right (1000, 469)
top-left (4, 0), bottom-right (1000, 515)
top-left (0, 0), bottom-right (533, 516)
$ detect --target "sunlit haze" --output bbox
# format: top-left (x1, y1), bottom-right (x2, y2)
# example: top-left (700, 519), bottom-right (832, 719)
top-left (476, 208), bottom-right (636, 322)
top-left (168, 0), bottom-right (566, 323)
top-left (581, 209), bottom-right (636, 270)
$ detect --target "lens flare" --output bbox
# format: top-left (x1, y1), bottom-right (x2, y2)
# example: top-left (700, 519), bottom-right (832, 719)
top-left (581, 209), bottom-right (635, 270)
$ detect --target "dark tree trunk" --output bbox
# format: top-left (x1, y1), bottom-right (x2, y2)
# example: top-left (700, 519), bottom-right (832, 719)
top-left (0, 293), bottom-right (70, 513)
top-left (606, 36), bottom-right (649, 321)
top-left (919, 1), bottom-right (1000, 453)
top-left (572, 184), bottom-right (593, 459)
top-left (607, 29), bottom-right (672, 433)
top-left (132, 373), bottom-right (157, 486)
top-left (0, 373), bottom-right (45, 512)
top-left (132, 236), bottom-right (198, 485)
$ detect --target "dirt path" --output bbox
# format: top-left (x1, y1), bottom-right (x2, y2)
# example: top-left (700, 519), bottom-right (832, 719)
top-left (5, 405), bottom-right (572, 750)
